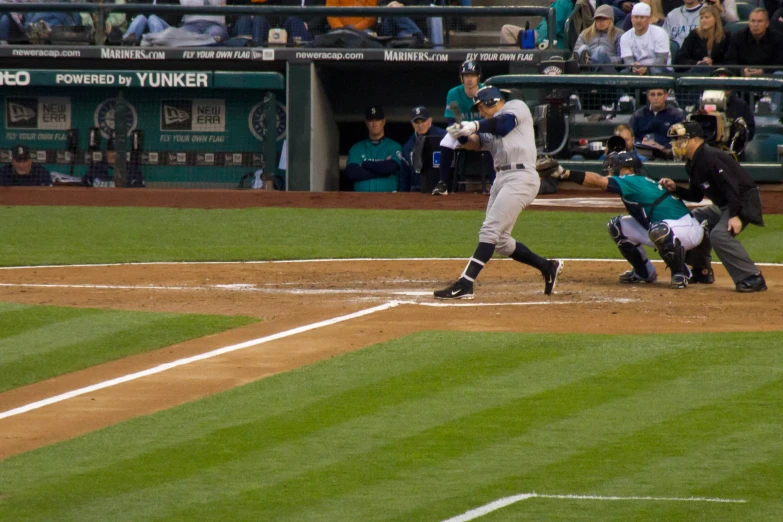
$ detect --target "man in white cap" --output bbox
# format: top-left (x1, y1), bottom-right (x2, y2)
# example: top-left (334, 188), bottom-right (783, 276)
top-left (619, 2), bottom-right (671, 75)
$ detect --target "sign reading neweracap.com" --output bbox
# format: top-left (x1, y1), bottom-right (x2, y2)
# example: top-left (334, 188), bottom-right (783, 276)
top-left (0, 70), bottom-right (212, 88)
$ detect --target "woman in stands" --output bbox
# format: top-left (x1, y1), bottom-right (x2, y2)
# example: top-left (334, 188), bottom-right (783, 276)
top-left (574, 5), bottom-right (624, 71)
top-left (623, 0), bottom-right (665, 30)
top-left (676, 5), bottom-right (729, 70)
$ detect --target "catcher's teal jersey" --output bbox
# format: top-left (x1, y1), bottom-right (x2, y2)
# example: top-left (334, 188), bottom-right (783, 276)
top-left (608, 174), bottom-right (690, 224)
top-left (444, 83), bottom-right (484, 122)
top-left (347, 137), bottom-right (402, 193)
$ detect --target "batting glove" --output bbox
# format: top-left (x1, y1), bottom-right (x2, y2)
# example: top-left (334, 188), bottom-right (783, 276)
top-left (457, 121), bottom-right (480, 137)
top-left (446, 123), bottom-right (462, 139)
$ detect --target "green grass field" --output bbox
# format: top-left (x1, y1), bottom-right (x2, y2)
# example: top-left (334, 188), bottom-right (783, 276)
top-left (1, 331), bottom-right (781, 521)
top-left (0, 207), bottom-right (781, 265)
top-left (0, 302), bottom-right (255, 392)
top-left (0, 205), bottom-right (781, 521)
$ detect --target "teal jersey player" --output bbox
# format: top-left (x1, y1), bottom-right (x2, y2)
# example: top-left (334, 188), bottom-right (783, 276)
top-left (444, 83), bottom-right (484, 123)
top-left (347, 137), bottom-right (402, 193)
top-left (608, 174), bottom-right (690, 225)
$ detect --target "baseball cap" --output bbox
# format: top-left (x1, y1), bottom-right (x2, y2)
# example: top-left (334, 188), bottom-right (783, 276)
top-left (472, 86), bottom-right (503, 109)
top-left (365, 106), bottom-right (385, 121)
top-left (12, 144), bottom-right (30, 162)
top-left (594, 4), bottom-right (615, 20)
top-left (668, 121), bottom-right (704, 140)
top-left (631, 3), bottom-right (651, 16)
top-left (410, 106), bottom-right (431, 122)
top-left (711, 67), bottom-right (734, 78)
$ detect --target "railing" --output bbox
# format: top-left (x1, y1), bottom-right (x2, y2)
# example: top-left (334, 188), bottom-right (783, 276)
top-left (5, 4), bottom-right (557, 48)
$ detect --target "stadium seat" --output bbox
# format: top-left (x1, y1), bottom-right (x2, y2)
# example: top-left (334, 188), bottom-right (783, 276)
top-left (743, 133), bottom-right (783, 163)
top-left (724, 21), bottom-right (748, 34)
top-left (735, 1), bottom-right (754, 21)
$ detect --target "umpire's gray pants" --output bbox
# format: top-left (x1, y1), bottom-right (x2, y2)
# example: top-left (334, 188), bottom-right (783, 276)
top-left (479, 169), bottom-right (540, 257)
top-left (691, 204), bottom-right (759, 283)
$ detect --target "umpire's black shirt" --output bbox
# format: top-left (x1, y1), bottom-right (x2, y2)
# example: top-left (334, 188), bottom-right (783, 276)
top-left (677, 143), bottom-right (759, 219)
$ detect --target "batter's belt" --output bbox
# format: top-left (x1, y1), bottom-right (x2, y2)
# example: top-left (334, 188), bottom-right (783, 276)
top-left (496, 163), bottom-right (527, 172)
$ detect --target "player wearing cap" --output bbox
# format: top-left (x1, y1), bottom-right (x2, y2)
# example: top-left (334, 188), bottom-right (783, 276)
top-left (432, 60), bottom-right (491, 196)
top-left (0, 144), bottom-right (51, 186)
top-left (345, 106), bottom-right (403, 192)
top-left (433, 86), bottom-right (563, 299)
top-left (549, 150), bottom-right (704, 289)
top-left (659, 121), bottom-right (767, 292)
top-left (399, 106), bottom-right (447, 193)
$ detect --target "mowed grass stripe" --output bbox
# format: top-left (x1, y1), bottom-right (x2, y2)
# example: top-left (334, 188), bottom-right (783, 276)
top-left (2, 332), bottom-right (780, 521)
top-left (0, 303), bottom-right (256, 392)
top-left (278, 337), bottom-right (782, 522)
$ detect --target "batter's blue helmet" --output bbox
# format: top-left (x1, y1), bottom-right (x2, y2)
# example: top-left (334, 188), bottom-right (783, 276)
top-left (472, 86), bottom-right (503, 109)
top-left (460, 60), bottom-right (481, 78)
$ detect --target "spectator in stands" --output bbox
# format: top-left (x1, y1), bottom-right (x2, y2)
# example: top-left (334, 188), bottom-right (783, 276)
top-left (82, 0), bottom-right (129, 44)
top-left (663, 0), bottom-right (702, 47)
top-left (622, 0), bottom-right (664, 31)
top-left (726, 8), bottom-right (783, 78)
top-left (345, 106), bottom-right (402, 192)
top-left (707, 0), bottom-right (738, 24)
top-left (772, 6), bottom-right (783, 34)
top-left (600, 123), bottom-right (647, 163)
top-left (399, 106), bottom-right (447, 192)
top-left (232, 0), bottom-right (323, 47)
top-left (327, 0), bottom-right (378, 33)
top-left (620, 2), bottom-right (672, 75)
top-left (147, 0), bottom-right (229, 42)
top-left (0, 5), bottom-right (26, 43)
top-left (123, 0), bottom-right (181, 45)
top-left (764, 0), bottom-right (782, 22)
top-left (575, 5), bottom-right (624, 71)
top-left (676, 5), bottom-right (730, 70)
top-left (23, 3), bottom-right (80, 43)
top-left (612, 0), bottom-right (638, 26)
top-left (629, 88), bottom-right (685, 155)
top-left (499, 0), bottom-right (573, 49)
top-left (83, 138), bottom-right (145, 188)
top-left (377, 0), bottom-right (427, 43)
top-left (0, 145), bottom-right (51, 187)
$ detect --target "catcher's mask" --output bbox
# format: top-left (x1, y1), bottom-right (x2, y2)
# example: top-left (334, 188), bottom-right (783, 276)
top-left (667, 121), bottom-right (704, 160)
top-left (603, 150), bottom-right (639, 176)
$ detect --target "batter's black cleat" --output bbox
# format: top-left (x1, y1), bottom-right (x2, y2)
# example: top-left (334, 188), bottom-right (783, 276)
top-left (688, 267), bottom-right (715, 284)
top-left (434, 279), bottom-right (474, 300)
top-left (670, 273), bottom-right (689, 289)
top-left (735, 273), bottom-right (767, 293)
top-left (619, 270), bottom-right (657, 284)
top-left (432, 181), bottom-right (449, 196)
top-left (543, 259), bottom-right (563, 295)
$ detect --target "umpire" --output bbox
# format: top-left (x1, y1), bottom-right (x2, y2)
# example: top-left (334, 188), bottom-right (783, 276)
top-left (659, 121), bottom-right (766, 293)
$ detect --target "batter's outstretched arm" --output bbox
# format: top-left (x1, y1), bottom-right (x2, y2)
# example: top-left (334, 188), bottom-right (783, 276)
top-left (561, 169), bottom-right (609, 190)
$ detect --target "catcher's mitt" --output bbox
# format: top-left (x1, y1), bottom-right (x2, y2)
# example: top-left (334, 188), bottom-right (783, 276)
top-left (535, 155), bottom-right (564, 179)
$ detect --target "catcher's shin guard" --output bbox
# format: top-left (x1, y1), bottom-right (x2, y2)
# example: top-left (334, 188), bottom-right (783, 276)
top-left (608, 216), bottom-right (652, 279)
top-left (649, 222), bottom-right (686, 275)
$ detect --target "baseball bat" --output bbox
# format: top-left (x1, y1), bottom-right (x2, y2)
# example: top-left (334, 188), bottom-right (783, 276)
top-left (449, 101), bottom-right (463, 124)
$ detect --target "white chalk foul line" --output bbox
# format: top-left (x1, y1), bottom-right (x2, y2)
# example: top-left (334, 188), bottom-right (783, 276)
top-left (442, 492), bottom-right (747, 521)
top-left (0, 301), bottom-right (400, 421)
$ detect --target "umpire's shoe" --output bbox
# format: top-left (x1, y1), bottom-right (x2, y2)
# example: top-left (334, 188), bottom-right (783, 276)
top-left (688, 267), bottom-right (715, 284)
top-left (670, 273), bottom-right (689, 289)
top-left (543, 259), bottom-right (563, 295)
top-left (434, 279), bottom-right (474, 300)
top-left (619, 270), bottom-right (658, 284)
top-left (735, 273), bottom-right (767, 293)
top-left (432, 181), bottom-right (449, 196)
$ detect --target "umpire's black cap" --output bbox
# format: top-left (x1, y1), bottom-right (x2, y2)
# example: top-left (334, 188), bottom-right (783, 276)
top-left (365, 106), bottom-right (385, 121)
top-left (471, 86), bottom-right (503, 109)
top-left (668, 121), bottom-right (704, 140)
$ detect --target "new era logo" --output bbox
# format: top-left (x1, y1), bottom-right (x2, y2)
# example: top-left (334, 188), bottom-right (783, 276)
top-left (8, 103), bottom-right (35, 123)
top-left (163, 105), bottom-right (190, 125)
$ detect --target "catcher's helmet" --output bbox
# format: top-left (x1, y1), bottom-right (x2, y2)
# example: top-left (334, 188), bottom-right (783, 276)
top-left (603, 150), bottom-right (640, 175)
top-left (460, 60), bottom-right (481, 78)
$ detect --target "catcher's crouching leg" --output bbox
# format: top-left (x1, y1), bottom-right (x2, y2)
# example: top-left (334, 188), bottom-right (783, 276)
top-left (608, 216), bottom-right (656, 283)
top-left (649, 222), bottom-right (688, 289)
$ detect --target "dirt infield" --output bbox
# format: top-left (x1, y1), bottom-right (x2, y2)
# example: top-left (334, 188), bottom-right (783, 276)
top-left (0, 188), bottom-right (781, 460)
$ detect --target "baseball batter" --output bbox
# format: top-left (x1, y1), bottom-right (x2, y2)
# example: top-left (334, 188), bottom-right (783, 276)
top-left (549, 150), bottom-right (704, 288)
top-left (434, 86), bottom-right (563, 299)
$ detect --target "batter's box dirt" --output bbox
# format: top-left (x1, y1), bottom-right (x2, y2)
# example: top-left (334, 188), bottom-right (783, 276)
top-left (0, 259), bottom-right (780, 459)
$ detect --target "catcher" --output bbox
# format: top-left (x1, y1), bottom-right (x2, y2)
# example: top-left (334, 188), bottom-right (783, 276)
top-left (540, 151), bottom-right (704, 289)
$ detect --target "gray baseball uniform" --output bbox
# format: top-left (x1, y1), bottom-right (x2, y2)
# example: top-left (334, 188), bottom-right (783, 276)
top-left (477, 99), bottom-right (541, 256)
